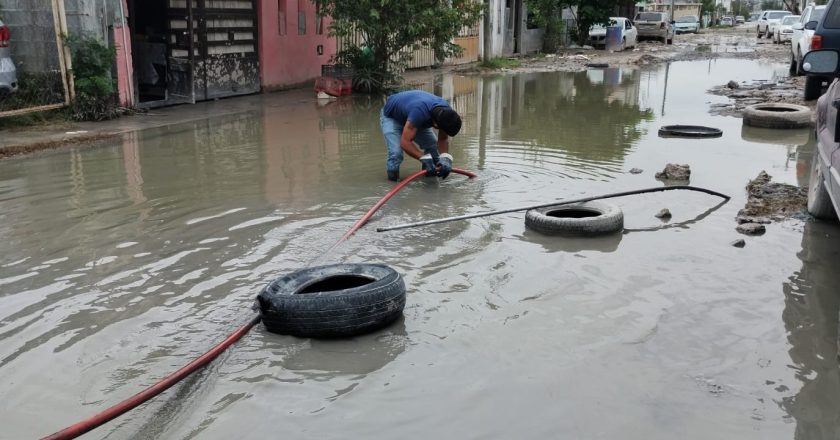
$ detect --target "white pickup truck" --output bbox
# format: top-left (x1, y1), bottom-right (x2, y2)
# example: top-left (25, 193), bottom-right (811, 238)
top-left (757, 10), bottom-right (792, 38)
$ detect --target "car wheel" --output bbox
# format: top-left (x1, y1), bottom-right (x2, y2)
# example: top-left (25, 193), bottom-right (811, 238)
top-left (757, 26), bottom-right (762, 38)
top-left (807, 152), bottom-right (838, 220)
top-left (804, 75), bottom-right (824, 101)
top-left (790, 54), bottom-right (798, 75)
top-left (620, 37), bottom-right (626, 51)
top-left (667, 37), bottom-right (673, 45)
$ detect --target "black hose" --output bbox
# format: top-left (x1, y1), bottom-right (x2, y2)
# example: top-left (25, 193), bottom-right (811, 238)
top-left (375, 185), bottom-right (731, 233)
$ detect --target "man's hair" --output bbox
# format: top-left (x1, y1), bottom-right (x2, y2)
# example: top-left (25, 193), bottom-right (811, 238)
top-left (432, 106), bottom-right (462, 137)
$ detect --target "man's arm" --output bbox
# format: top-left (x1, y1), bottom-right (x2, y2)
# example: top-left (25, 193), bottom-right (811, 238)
top-left (437, 131), bottom-right (450, 155)
top-left (400, 121), bottom-right (423, 160)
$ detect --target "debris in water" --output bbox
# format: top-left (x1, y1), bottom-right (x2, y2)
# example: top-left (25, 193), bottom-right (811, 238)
top-left (655, 163), bottom-right (691, 181)
top-left (737, 222), bottom-right (766, 235)
top-left (629, 168), bottom-right (644, 174)
top-left (738, 171), bottom-right (807, 221)
top-left (727, 80), bottom-right (740, 89)
top-left (655, 208), bottom-right (672, 219)
top-left (731, 239), bottom-right (746, 248)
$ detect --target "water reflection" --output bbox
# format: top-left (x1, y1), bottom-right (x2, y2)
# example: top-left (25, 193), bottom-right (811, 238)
top-left (780, 220), bottom-right (840, 439)
top-left (1, 60), bottom-right (827, 438)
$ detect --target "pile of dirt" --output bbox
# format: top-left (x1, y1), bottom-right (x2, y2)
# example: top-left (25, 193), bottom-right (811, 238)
top-left (737, 171), bottom-right (807, 224)
top-left (708, 77), bottom-right (813, 118)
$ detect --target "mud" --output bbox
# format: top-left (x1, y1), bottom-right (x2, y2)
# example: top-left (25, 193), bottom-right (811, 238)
top-left (738, 171), bottom-right (808, 223)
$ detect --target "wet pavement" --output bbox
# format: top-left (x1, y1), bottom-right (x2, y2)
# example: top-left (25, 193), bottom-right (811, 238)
top-left (2, 59), bottom-right (840, 439)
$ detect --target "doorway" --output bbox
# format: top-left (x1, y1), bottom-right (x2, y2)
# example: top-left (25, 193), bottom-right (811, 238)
top-left (127, 0), bottom-right (196, 107)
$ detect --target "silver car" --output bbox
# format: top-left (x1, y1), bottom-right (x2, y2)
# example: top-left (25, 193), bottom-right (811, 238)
top-left (0, 19), bottom-right (17, 95)
top-left (634, 11), bottom-right (675, 44)
top-left (800, 49), bottom-right (840, 220)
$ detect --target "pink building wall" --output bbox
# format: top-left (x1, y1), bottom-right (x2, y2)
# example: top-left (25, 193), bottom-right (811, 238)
top-left (258, 0), bottom-right (338, 91)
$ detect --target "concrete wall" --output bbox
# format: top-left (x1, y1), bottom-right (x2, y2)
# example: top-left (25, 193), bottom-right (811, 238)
top-left (258, 0), bottom-right (337, 91)
top-left (0, 0), bottom-right (61, 72)
top-left (483, 0), bottom-right (508, 58)
top-left (522, 28), bottom-right (544, 54)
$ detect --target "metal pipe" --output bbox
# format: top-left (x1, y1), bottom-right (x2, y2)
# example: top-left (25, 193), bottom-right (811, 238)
top-left (376, 185), bottom-right (731, 232)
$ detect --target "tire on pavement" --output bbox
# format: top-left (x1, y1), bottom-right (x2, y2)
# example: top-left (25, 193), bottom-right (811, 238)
top-left (525, 201), bottom-right (624, 236)
top-left (258, 263), bottom-right (406, 338)
top-left (742, 103), bottom-right (812, 129)
top-left (807, 153), bottom-right (838, 220)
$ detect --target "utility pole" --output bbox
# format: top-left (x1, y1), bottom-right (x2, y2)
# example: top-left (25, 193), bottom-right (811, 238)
top-left (671, 0), bottom-right (676, 20)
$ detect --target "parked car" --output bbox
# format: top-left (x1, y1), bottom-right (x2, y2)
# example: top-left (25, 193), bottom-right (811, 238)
top-left (772, 15), bottom-right (800, 44)
top-left (791, 4), bottom-right (826, 80)
top-left (799, 49), bottom-right (840, 220)
top-left (736, 16), bottom-right (746, 24)
top-left (588, 17), bottom-right (638, 50)
top-left (0, 19), bottom-right (17, 96)
top-left (720, 16), bottom-right (734, 26)
top-left (674, 15), bottom-right (700, 34)
top-left (791, 2), bottom-right (837, 100)
top-left (634, 11), bottom-right (674, 44)
top-left (757, 10), bottom-right (791, 38)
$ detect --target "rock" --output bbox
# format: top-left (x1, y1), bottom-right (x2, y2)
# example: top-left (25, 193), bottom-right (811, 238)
top-left (629, 168), bottom-right (644, 174)
top-left (731, 239), bottom-right (746, 248)
top-left (736, 215), bottom-right (771, 224)
top-left (655, 163), bottom-right (691, 181)
top-left (655, 208), bottom-right (672, 219)
top-left (736, 222), bottom-right (766, 235)
top-left (727, 80), bottom-right (740, 89)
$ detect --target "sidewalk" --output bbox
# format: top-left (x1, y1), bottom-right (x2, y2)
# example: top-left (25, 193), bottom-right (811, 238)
top-left (0, 68), bottom-right (443, 159)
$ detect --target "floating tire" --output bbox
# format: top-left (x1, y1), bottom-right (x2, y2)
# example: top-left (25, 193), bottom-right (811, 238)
top-left (525, 201), bottom-right (624, 236)
top-left (658, 125), bottom-right (722, 138)
top-left (742, 103), bottom-right (812, 129)
top-left (257, 263), bottom-right (406, 338)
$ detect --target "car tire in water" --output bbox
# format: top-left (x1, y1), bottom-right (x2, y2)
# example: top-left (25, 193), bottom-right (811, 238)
top-left (257, 263), bottom-right (406, 338)
top-left (757, 27), bottom-right (762, 38)
top-left (742, 103), bottom-right (812, 129)
top-left (807, 153), bottom-right (838, 220)
top-left (804, 75), bottom-right (824, 101)
top-left (790, 54), bottom-right (798, 76)
top-left (525, 201), bottom-right (624, 236)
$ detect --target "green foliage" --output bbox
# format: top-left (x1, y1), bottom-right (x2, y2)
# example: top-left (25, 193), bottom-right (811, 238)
top-left (524, 0), bottom-right (565, 52)
top-left (526, 0), bottom-right (619, 46)
top-left (479, 57), bottom-right (521, 69)
top-left (64, 33), bottom-right (119, 121)
top-left (317, 0), bottom-right (484, 92)
top-left (0, 71), bottom-right (65, 112)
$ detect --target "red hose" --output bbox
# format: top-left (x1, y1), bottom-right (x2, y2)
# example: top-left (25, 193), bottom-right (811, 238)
top-left (41, 315), bottom-right (261, 440)
top-left (336, 168), bottom-right (477, 244)
top-left (42, 167), bottom-right (477, 440)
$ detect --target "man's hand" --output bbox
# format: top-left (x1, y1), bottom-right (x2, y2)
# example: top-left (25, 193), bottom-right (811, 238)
top-left (420, 154), bottom-right (438, 177)
top-left (437, 153), bottom-right (453, 179)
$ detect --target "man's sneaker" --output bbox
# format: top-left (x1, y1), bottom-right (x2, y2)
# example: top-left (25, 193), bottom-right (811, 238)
top-left (387, 170), bottom-right (400, 181)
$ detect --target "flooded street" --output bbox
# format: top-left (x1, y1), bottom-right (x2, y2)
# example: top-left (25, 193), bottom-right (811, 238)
top-left (2, 59), bottom-right (840, 439)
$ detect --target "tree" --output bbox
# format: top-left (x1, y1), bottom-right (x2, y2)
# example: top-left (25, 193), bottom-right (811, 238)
top-left (317, 0), bottom-right (483, 91)
top-left (526, 0), bottom-right (626, 47)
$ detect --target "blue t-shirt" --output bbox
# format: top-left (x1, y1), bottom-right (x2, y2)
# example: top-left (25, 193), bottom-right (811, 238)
top-left (383, 91), bottom-right (450, 129)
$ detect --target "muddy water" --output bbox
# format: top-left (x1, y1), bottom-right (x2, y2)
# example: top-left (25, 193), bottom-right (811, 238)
top-left (2, 60), bottom-right (840, 439)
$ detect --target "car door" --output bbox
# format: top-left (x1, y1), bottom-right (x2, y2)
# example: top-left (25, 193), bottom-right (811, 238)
top-left (793, 9), bottom-right (809, 59)
top-left (625, 19), bottom-right (637, 47)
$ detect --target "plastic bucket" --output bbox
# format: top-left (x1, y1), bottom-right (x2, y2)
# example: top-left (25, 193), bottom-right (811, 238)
top-left (606, 26), bottom-right (622, 51)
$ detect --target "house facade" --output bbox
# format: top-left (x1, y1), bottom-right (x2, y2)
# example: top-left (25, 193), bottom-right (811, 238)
top-left (1, 0), bottom-right (561, 113)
